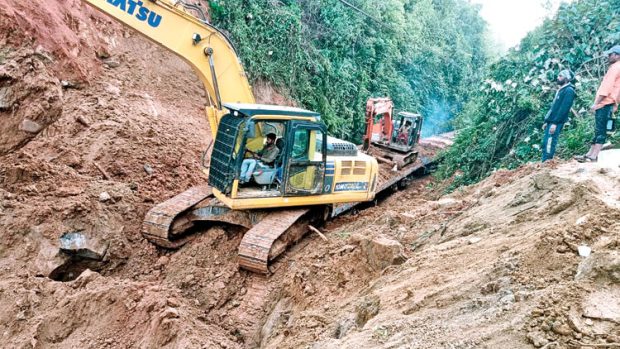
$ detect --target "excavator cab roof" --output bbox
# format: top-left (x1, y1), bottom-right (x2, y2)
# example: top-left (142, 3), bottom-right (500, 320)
top-left (224, 103), bottom-right (321, 119)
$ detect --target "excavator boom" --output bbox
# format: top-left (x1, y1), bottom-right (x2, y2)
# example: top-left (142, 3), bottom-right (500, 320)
top-left (83, 0), bottom-right (255, 136)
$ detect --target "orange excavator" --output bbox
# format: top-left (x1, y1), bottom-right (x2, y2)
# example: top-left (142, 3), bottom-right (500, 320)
top-left (363, 97), bottom-right (423, 169)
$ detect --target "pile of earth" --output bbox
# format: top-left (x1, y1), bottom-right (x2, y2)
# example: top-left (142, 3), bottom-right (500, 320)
top-left (1, 1), bottom-right (619, 349)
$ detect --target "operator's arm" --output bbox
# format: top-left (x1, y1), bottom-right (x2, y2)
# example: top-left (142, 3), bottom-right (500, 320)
top-left (260, 147), bottom-right (279, 164)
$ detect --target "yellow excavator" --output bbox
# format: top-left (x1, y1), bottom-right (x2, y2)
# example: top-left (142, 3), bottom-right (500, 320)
top-left (82, 0), bottom-right (380, 273)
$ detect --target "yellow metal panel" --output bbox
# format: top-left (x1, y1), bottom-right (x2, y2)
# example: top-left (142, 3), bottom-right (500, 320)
top-left (212, 188), bottom-right (371, 210)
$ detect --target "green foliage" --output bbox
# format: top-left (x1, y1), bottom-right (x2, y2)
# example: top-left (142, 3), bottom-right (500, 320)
top-left (438, 0), bottom-right (620, 188)
top-left (208, 0), bottom-right (489, 140)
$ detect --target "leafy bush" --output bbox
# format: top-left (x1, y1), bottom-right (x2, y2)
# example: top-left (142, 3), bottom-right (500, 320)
top-left (438, 0), bottom-right (620, 188)
top-left (208, 0), bottom-right (490, 141)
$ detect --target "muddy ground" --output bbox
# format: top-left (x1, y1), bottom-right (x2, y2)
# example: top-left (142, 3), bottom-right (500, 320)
top-left (1, 1), bottom-right (619, 348)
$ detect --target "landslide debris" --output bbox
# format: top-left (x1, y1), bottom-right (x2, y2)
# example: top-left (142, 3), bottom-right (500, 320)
top-left (1, 1), bottom-right (619, 349)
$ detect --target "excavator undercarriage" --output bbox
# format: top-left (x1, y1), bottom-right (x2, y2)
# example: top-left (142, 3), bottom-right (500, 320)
top-left (143, 185), bottom-right (325, 273)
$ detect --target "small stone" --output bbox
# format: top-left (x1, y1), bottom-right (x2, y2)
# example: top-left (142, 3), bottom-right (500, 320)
top-left (500, 293), bottom-right (515, 304)
top-left (552, 322), bottom-right (572, 336)
top-left (468, 237), bottom-right (482, 244)
top-left (103, 59), bottom-right (121, 68)
top-left (99, 192), bottom-right (112, 202)
top-left (144, 164), bottom-right (154, 176)
top-left (16, 310), bottom-right (26, 321)
top-left (531, 309), bottom-right (544, 317)
top-left (161, 307), bottom-right (179, 319)
top-left (104, 84), bottom-right (120, 96)
top-left (19, 119), bottom-right (43, 133)
top-left (0, 86), bottom-right (14, 110)
top-left (585, 318), bottom-right (593, 326)
top-left (527, 331), bottom-right (549, 348)
top-left (166, 298), bottom-right (180, 308)
top-left (96, 50), bottom-right (111, 59)
top-left (556, 244), bottom-right (570, 254)
top-left (155, 256), bottom-right (169, 268)
top-left (61, 80), bottom-right (80, 89)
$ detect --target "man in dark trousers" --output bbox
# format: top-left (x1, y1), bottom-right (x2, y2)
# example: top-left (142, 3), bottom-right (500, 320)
top-left (542, 69), bottom-right (576, 162)
top-left (576, 45), bottom-right (620, 162)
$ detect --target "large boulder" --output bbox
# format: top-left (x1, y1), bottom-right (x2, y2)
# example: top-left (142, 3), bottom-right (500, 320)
top-left (352, 234), bottom-right (407, 271)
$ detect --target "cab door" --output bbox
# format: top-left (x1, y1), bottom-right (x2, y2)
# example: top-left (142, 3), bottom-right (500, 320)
top-left (283, 122), bottom-right (327, 196)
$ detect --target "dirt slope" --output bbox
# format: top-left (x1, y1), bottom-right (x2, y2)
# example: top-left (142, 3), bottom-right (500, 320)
top-left (1, 1), bottom-right (619, 349)
top-left (257, 160), bottom-right (620, 348)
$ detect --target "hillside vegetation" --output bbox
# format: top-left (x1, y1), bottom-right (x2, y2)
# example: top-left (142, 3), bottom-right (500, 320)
top-left (208, 0), bottom-right (490, 140)
top-left (439, 0), bottom-right (620, 187)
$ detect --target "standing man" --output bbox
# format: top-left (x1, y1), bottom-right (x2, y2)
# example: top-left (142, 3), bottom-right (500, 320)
top-left (239, 133), bottom-right (279, 184)
top-left (542, 69), bottom-right (576, 161)
top-left (576, 45), bottom-right (620, 162)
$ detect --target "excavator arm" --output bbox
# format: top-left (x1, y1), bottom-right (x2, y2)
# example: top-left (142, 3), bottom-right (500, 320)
top-left (82, 0), bottom-right (255, 137)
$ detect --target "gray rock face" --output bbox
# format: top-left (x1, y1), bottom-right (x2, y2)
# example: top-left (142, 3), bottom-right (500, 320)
top-left (59, 231), bottom-right (109, 261)
top-left (575, 252), bottom-right (620, 283)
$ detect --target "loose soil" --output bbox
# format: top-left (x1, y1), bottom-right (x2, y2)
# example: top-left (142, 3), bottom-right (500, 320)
top-left (1, 2), bottom-right (619, 349)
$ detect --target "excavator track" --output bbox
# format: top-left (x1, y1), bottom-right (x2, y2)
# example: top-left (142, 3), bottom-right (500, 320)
top-left (238, 208), bottom-right (310, 273)
top-left (142, 185), bottom-right (213, 249)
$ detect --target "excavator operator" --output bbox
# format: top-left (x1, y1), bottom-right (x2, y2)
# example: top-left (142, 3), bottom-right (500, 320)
top-left (397, 121), bottom-right (412, 145)
top-left (240, 133), bottom-right (279, 184)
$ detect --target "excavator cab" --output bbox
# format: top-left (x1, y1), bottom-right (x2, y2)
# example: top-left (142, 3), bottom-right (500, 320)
top-left (392, 112), bottom-right (423, 150)
top-left (209, 104), bottom-right (332, 207)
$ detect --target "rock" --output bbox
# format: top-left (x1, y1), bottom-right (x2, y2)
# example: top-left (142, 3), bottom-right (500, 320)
top-left (0, 86), bottom-right (14, 110)
top-left (166, 298), bottom-right (180, 308)
top-left (567, 312), bottom-right (586, 334)
top-left (468, 237), bottom-right (482, 244)
top-left (155, 256), bottom-right (169, 269)
top-left (19, 119), bottom-right (43, 133)
top-left (355, 296), bottom-right (380, 327)
top-left (333, 315), bottom-right (356, 339)
top-left (144, 164), bottom-right (154, 175)
top-left (103, 59), bottom-right (121, 68)
top-left (356, 235), bottom-right (406, 270)
top-left (575, 215), bottom-right (588, 225)
top-left (499, 292), bottom-right (515, 304)
top-left (527, 331), bottom-right (549, 348)
top-left (32, 238), bottom-right (71, 277)
top-left (73, 269), bottom-right (100, 288)
top-left (96, 50), bottom-right (111, 59)
top-left (60, 80), bottom-right (81, 89)
top-left (59, 231), bottom-right (109, 261)
top-left (335, 244), bottom-right (356, 255)
top-left (582, 288), bottom-right (620, 323)
top-left (99, 192), bottom-right (112, 202)
top-left (575, 252), bottom-right (620, 282)
top-left (552, 322), bottom-right (572, 336)
top-left (104, 84), bottom-right (120, 96)
top-left (161, 307), bottom-right (179, 319)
